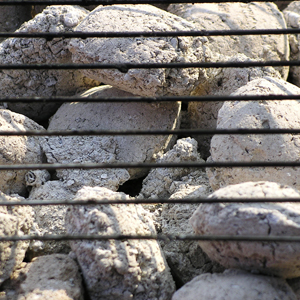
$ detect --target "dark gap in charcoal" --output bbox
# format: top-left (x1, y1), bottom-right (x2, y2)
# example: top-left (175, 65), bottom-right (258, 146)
top-left (287, 70), bottom-right (295, 86)
top-left (117, 176), bottom-right (146, 197)
top-left (166, 257), bottom-right (185, 290)
top-left (181, 101), bottom-right (188, 111)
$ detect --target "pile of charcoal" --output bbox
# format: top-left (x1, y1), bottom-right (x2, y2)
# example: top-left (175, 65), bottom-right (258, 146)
top-left (2, 2), bottom-right (300, 300)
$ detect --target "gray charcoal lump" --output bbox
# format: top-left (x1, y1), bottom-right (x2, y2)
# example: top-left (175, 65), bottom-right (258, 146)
top-left (138, 138), bottom-right (221, 284)
top-left (27, 180), bottom-right (75, 259)
top-left (207, 76), bottom-right (300, 190)
top-left (188, 53), bottom-right (281, 158)
top-left (66, 186), bottom-right (175, 300)
top-left (168, 2), bottom-right (289, 79)
top-left (0, 5), bottom-right (100, 122)
top-left (69, 4), bottom-right (212, 97)
top-left (159, 170), bottom-right (223, 284)
top-left (172, 269), bottom-right (297, 300)
top-left (284, 1), bottom-right (300, 88)
top-left (42, 85), bottom-right (181, 192)
top-left (1, 254), bottom-right (84, 300)
top-left (139, 137), bottom-right (202, 199)
top-left (0, 192), bottom-right (33, 285)
top-left (191, 181), bottom-right (300, 278)
top-left (0, 109), bottom-right (45, 196)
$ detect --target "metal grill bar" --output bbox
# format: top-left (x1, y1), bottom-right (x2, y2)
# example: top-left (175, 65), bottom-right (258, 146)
top-left (2, 94), bottom-right (300, 103)
top-left (0, 60), bottom-right (297, 70)
top-left (3, 128), bottom-right (300, 136)
top-left (0, 161), bottom-right (300, 170)
top-left (1, 198), bottom-right (300, 206)
top-left (1, 28), bottom-right (298, 38)
top-left (1, 234), bottom-right (299, 242)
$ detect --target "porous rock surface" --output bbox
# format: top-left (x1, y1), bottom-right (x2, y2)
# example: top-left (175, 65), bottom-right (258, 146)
top-left (159, 169), bottom-right (224, 284)
top-left (66, 186), bottom-right (175, 300)
top-left (284, 1), bottom-right (300, 87)
top-left (0, 5), bottom-right (100, 122)
top-left (191, 181), bottom-right (300, 278)
top-left (69, 4), bottom-right (212, 97)
top-left (207, 76), bottom-right (300, 190)
top-left (138, 138), bottom-right (222, 284)
top-left (42, 85), bottom-right (181, 192)
top-left (172, 269), bottom-right (297, 300)
top-left (26, 179), bottom-right (75, 259)
top-left (0, 192), bottom-right (33, 285)
top-left (188, 53), bottom-right (281, 158)
top-left (33, 4), bottom-right (98, 15)
top-left (0, 109), bottom-right (45, 196)
top-left (138, 138), bottom-right (202, 199)
top-left (168, 2), bottom-right (289, 79)
top-left (0, 254), bottom-right (84, 300)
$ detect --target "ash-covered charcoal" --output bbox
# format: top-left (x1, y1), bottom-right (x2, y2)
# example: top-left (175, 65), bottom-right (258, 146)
top-left (284, 1), bottom-right (300, 88)
top-left (188, 53), bottom-right (281, 158)
top-left (0, 109), bottom-right (45, 196)
top-left (25, 170), bottom-right (51, 188)
top-left (1, 1), bottom-right (300, 299)
top-left (138, 138), bottom-right (222, 284)
top-left (138, 138), bottom-right (201, 199)
top-left (1, 254), bottom-right (84, 300)
top-left (168, 2), bottom-right (289, 79)
top-left (172, 269), bottom-right (297, 300)
top-left (0, 5), bottom-right (100, 123)
top-left (32, 4), bottom-right (99, 15)
top-left (66, 186), bottom-right (175, 300)
top-left (207, 76), bottom-right (300, 190)
top-left (68, 4), bottom-right (212, 97)
top-left (27, 181), bottom-right (75, 260)
top-left (191, 181), bottom-right (300, 278)
top-left (0, 192), bottom-right (33, 285)
top-left (159, 170), bottom-right (223, 285)
top-left (42, 85), bottom-right (181, 192)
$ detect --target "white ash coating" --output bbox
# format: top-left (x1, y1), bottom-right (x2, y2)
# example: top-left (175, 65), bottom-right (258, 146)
top-left (284, 2), bottom-right (300, 87)
top-left (207, 76), bottom-right (300, 190)
top-left (0, 109), bottom-right (45, 196)
top-left (6, 254), bottom-right (84, 300)
top-left (66, 186), bottom-right (175, 300)
top-left (172, 269), bottom-right (297, 300)
top-left (0, 192), bottom-right (33, 284)
top-left (0, 5), bottom-right (100, 122)
top-left (191, 181), bottom-right (300, 278)
top-left (188, 53), bottom-right (281, 158)
top-left (139, 138), bottom-right (201, 199)
top-left (42, 85), bottom-right (181, 192)
top-left (42, 134), bottom-right (130, 193)
top-left (168, 2), bottom-right (289, 79)
top-left (27, 180), bottom-right (75, 259)
top-left (159, 169), bottom-right (224, 284)
top-left (139, 138), bottom-right (220, 283)
top-left (33, 4), bottom-right (99, 15)
top-left (68, 4), bottom-right (212, 97)
top-left (25, 170), bottom-right (51, 188)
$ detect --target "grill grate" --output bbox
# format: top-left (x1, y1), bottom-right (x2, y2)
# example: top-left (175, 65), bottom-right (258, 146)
top-left (0, 0), bottom-right (299, 296)
top-left (0, 0), bottom-right (297, 241)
